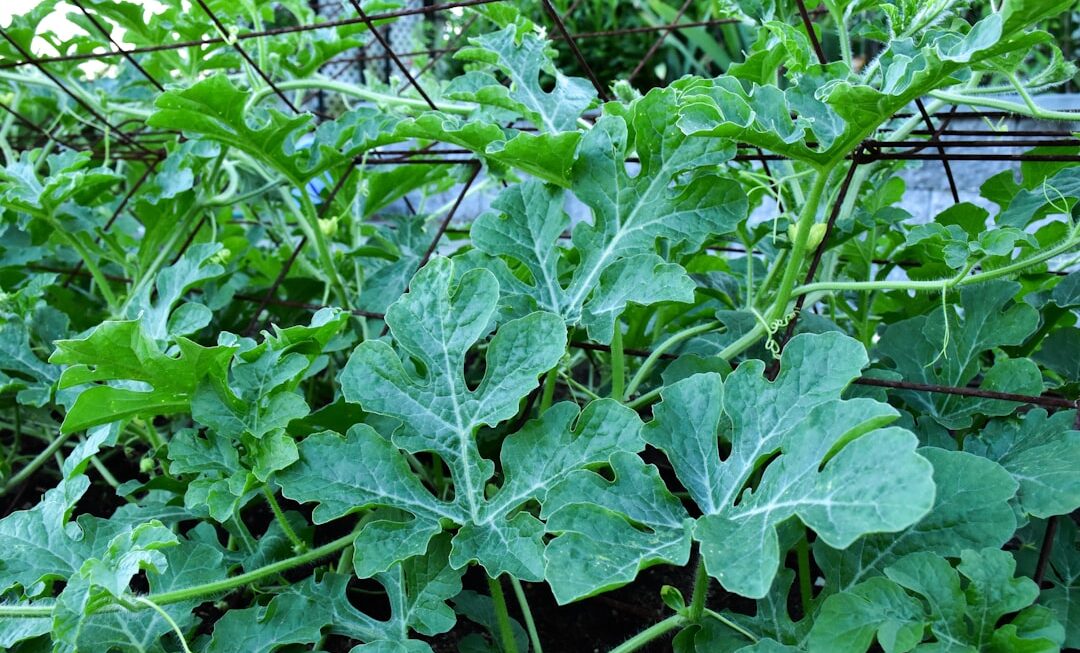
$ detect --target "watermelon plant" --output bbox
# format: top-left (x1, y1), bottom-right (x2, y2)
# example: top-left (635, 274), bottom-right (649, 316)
top-left (0, 0), bottom-right (1079, 651)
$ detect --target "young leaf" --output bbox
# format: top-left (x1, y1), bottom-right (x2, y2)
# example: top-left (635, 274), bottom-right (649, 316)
top-left (809, 548), bottom-right (1065, 652)
top-left (452, 24), bottom-right (595, 133)
top-left (123, 242), bottom-right (226, 341)
top-left (50, 320), bottom-right (235, 433)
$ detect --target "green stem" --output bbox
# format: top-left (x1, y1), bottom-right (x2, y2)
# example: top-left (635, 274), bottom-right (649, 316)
top-left (61, 232), bottom-right (119, 311)
top-left (89, 455), bottom-right (121, 490)
top-left (753, 249), bottom-right (788, 308)
top-left (0, 430), bottom-right (75, 497)
top-left (793, 236), bottom-right (1080, 298)
top-left (765, 168), bottom-right (833, 324)
top-left (702, 609), bottom-right (759, 643)
top-left (609, 614), bottom-right (685, 653)
top-left (0, 529), bottom-right (359, 619)
top-left (539, 367), bottom-right (558, 414)
top-left (561, 372), bottom-right (601, 401)
top-left (796, 534), bottom-right (813, 615)
top-left (687, 558), bottom-right (709, 624)
top-left (134, 597), bottom-right (194, 653)
top-left (510, 577), bottom-right (543, 653)
top-left (487, 575), bottom-right (519, 653)
top-left (246, 78), bottom-right (474, 115)
top-left (610, 325), bottom-right (625, 401)
top-left (928, 89), bottom-right (1080, 122)
top-left (296, 188), bottom-right (352, 309)
top-left (831, 5), bottom-right (853, 68)
top-left (263, 485), bottom-right (306, 552)
top-left (121, 150), bottom-right (226, 316)
top-left (624, 321), bottom-right (720, 400)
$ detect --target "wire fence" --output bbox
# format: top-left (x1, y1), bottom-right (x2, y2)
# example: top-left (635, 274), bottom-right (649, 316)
top-left (2, 0), bottom-right (1078, 587)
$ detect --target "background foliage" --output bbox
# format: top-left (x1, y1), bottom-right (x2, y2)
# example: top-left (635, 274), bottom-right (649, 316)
top-left (0, 1), bottom-right (1079, 652)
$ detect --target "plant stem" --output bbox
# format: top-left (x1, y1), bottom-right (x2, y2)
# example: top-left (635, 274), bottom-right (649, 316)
top-left (793, 236), bottom-right (1080, 298)
top-left (262, 485), bottom-right (306, 552)
top-left (796, 534), bottom-right (813, 616)
top-left (765, 168), bottom-right (833, 323)
top-left (487, 575), bottom-right (519, 653)
top-left (61, 233), bottom-right (119, 311)
top-left (610, 325), bottom-right (625, 401)
top-left (539, 367), bottom-right (558, 414)
top-left (246, 77), bottom-right (474, 115)
top-left (830, 5), bottom-right (853, 68)
top-left (0, 430), bottom-right (75, 497)
top-left (510, 577), bottom-right (543, 653)
top-left (753, 249), bottom-right (788, 308)
top-left (687, 558), bottom-right (709, 624)
top-left (0, 528), bottom-right (360, 618)
top-left (928, 89), bottom-right (1080, 122)
top-left (134, 597), bottom-right (194, 653)
top-left (702, 609), bottom-right (759, 643)
top-left (609, 614), bottom-right (685, 653)
top-left (624, 320), bottom-right (720, 400)
top-left (296, 187), bottom-right (353, 308)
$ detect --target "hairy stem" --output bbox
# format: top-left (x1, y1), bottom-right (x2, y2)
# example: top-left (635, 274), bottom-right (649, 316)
top-left (609, 614), bottom-right (685, 653)
top-left (262, 485), bottom-right (306, 552)
top-left (929, 89), bottom-right (1080, 122)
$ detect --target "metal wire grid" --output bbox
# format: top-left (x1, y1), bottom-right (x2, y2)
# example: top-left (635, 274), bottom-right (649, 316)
top-left (1, 0), bottom-right (1078, 587)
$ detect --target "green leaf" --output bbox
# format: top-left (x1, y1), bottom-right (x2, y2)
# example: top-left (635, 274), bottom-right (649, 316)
top-left (78, 520), bottom-right (178, 598)
top-left (167, 428), bottom-right (249, 521)
top-left (284, 257), bottom-right (645, 579)
top-left (0, 150), bottom-right (121, 216)
top-left (204, 592), bottom-right (330, 653)
top-left (809, 548), bottom-right (1064, 652)
top-left (885, 548), bottom-right (1062, 652)
top-left (50, 319), bottom-right (235, 433)
top-left (1052, 270), bottom-right (1080, 308)
top-left (541, 451), bottom-right (692, 604)
top-left (807, 576), bottom-right (924, 653)
top-left (472, 89), bottom-right (744, 342)
top-left (124, 242), bottom-right (225, 341)
top-left (1033, 327), bottom-right (1080, 380)
top-left (1036, 519), bottom-right (1080, 648)
top-left (873, 281), bottom-right (1041, 429)
top-left (663, 333), bottom-right (934, 598)
top-left (998, 167), bottom-right (1080, 229)
top-left (674, 75), bottom-right (832, 164)
top-left (394, 114), bottom-right (580, 187)
top-left (0, 318), bottom-right (58, 407)
top-left (964, 409), bottom-right (1080, 518)
top-left (453, 25), bottom-right (595, 132)
top-left (146, 74), bottom-right (366, 186)
top-left (816, 448), bottom-right (1019, 596)
top-left (70, 541), bottom-right (227, 653)
top-left (281, 536), bottom-right (462, 648)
